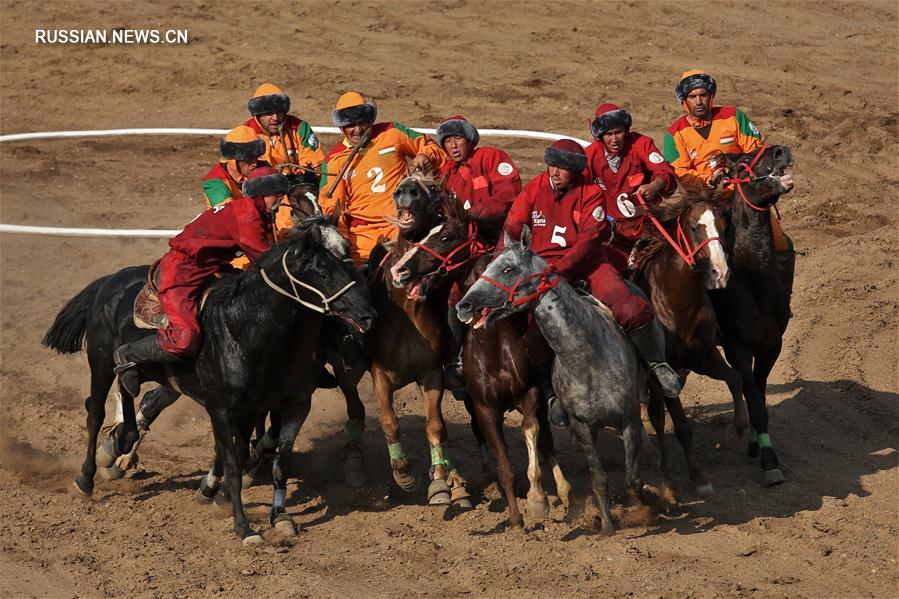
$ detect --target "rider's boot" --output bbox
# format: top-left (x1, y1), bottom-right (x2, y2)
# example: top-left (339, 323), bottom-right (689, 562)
top-left (114, 335), bottom-right (180, 397)
top-left (534, 359), bottom-right (569, 428)
top-left (627, 319), bottom-right (683, 399)
top-left (443, 306), bottom-right (468, 401)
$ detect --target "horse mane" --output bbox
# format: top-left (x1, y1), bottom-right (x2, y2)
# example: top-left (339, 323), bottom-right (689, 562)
top-left (642, 184), bottom-right (719, 224)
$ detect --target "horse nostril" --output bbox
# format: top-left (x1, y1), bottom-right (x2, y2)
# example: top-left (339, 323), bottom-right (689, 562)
top-left (456, 301), bottom-right (471, 314)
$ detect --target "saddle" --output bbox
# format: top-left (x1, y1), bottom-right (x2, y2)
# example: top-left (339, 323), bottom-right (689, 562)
top-left (133, 261), bottom-right (213, 330)
top-left (133, 261), bottom-right (167, 330)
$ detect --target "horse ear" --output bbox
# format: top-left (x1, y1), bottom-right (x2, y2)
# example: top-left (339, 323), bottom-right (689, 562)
top-left (716, 152), bottom-right (743, 174)
top-left (521, 225), bottom-right (532, 250)
top-left (503, 229), bottom-right (513, 248)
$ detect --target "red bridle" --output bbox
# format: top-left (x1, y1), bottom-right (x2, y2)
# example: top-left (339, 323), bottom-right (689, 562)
top-left (411, 222), bottom-right (494, 277)
top-left (725, 144), bottom-right (772, 213)
top-left (479, 267), bottom-right (561, 308)
top-left (633, 192), bottom-right (721, 268)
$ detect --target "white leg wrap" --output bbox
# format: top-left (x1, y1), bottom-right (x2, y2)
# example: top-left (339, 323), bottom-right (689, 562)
top-left (273, 488), bottom-right (286, 510)
top-left (206, 470), bottom-right (221, 488)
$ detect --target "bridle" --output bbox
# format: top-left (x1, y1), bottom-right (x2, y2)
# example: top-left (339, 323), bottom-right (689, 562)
top-left (411, 221), bottom-right (494, 277)
top-left (261, 250), bottom-right (356, 314)
top-left (725, 144), bottom-right (776, 213)
top-left (479, 265), bottom-right (561, 308)
top-left (634, 192), bottom-right (720, 268)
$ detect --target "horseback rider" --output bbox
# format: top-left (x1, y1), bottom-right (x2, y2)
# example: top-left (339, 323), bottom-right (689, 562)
top-left (318, 91), bottom-right (445, 263)
top-left (662, 70), bottom-right (795, 295)
top-left (243, 83), bottom-right (325, 182)
top-left (201, 126), bottom-right (268, 209)
top-left (585, 103), bottom-right (678, 273)
top-left (113, 167), bottom-right (288, 396)
top-left (504, 140), bottom-right (683, 427)
top-left (436, 115), bottom-right (523, 396)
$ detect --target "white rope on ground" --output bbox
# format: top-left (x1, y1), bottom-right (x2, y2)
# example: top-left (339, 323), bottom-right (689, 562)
top-left (0, 126), bottom-right (591, 238)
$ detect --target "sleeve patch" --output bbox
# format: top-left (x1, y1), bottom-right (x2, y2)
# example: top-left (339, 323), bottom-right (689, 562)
top-left (497, 162), bottom-right (514, 176)
top-left (592, 206), bottom-right (605, 221)
top-left (648, 151), bottom-right (664, 164)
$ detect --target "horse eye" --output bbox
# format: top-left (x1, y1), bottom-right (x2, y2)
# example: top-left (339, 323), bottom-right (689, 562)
top-left (440, 236), bottom-right (449, 242)
top-left (502, 267), bottom-right (513, 274)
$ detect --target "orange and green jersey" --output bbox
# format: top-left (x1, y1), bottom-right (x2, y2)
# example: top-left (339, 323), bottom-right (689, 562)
top-left (201, 162), bottom-right (245, 209)
top-left (319, 122), bottom-right (445, 225)
top-left (662, 106), bottom-right (764, 188)
top-left (244, 115), bottom-right (324, 174)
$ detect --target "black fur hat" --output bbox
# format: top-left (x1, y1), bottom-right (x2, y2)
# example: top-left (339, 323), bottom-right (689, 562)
top-left (247, 84), bottom-right (291, 116)
top-left (220, 138), bottom-right (265, 161)
top-left (332, 91), bottom-right (377, 127)
top-left (544, 139), bottom-right (587, 173)
top-left (675, 71), bottom-right (717, 104)
top-left (436, 116), bottom-right (480, 147)
top-left (242, 168), bottom-right (290, 198)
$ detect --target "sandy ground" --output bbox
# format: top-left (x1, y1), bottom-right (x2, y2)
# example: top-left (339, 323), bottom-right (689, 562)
top-left (1, 1), bottom-right (897, 597)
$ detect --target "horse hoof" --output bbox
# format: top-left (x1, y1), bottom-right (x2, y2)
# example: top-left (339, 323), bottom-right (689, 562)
top-left (527, 500), bottom-right (550, 520)
top-left (241, 472), bottom-right (255, 489)
top-left (724, 424), bottom-right (744, 450)
top-left (100, 464), bottom-right (126, 481)
top-left (452, 496), bottom-right (473, 510)
top-left (695, 483), bottom-right (715, 497)
top-left (96, 437), bottom-right (119, 468)
top-left (342, 456), bottom-right (366, 489)
top-left (763, 468), bottom-right (786, 487)
top-left (393, 469), bottom-right (418, 493)
top-left (73, 478), bottom-right (93, 497)
top-left (213, 492), bottom-right (232, 513)
top-left (427, 479), bottom-right (452, 506)
top-left (241, 532), bottom-right (263, 546)
top-left (273, 517), bottom-right (297, 537)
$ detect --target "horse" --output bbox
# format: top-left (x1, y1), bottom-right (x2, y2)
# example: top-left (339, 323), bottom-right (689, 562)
top-left (42, 222), bottom-right (375, 544)
top-left (390, 197), bottom-right (571, 529)
top-left (328, 170), bottom-right (473, 507)
top-left (708, 144), bottom-right (795, 486)
top-left (91, 184), bottom-right (353, 485)
top-left (631, 188), bottom-right (744, 499)
top-left (457, 228), bottom-right (645, 536)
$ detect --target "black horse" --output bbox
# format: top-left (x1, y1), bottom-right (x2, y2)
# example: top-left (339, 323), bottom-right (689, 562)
top-left (43, 225), bottom-right (375, 544)
top-left (710, 145), bottom-right (794, 486)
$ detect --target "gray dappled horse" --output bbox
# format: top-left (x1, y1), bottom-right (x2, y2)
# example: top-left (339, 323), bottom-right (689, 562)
top-left (456, 227), bottom-right (645, 535)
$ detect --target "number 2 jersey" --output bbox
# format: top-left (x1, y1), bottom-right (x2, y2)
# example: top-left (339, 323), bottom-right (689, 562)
top-left (504, 172), bottom-right (611, 281)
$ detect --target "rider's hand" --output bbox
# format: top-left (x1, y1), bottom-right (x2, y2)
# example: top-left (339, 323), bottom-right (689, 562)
top-left (635, 180), bottom-right (664, 201)
top-left (778, 173), bottom-right (794, 193)
top-left (412, 153), bottom-right (432, 172)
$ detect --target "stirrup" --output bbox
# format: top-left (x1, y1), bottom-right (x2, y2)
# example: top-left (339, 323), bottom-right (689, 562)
top-left (650, 362), bottom-right (683, 398)
top-left (113, 360), bottom-right (137, 375)
top-left (548, 396), bottom-right (570, 428)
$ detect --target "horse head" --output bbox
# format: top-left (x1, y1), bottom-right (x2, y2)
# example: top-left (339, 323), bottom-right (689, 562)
top-left (718, 144), bottom-right (794, 210)
top-left (647, 189), bottom-right (731, 289)
top-left (389, 196), bottom-right (473, 301)
top-left (392, 168), bottom-right (446, 240)
top-left (287, 183), bottom-right (352, 263)
top-left (275, 230), bottom-right (375, 333)
top-left (456, 226), bottom-right (556, 329)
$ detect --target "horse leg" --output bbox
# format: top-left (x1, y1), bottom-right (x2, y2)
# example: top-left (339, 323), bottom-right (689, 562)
top-left (420, 371), bottom-right (471, 507)
top-left (372, 367), bottom-right (416, 492)
top-left (521, 408), bottom-right (549, 520)
top-left (621, 414), bottom-right (644, 507)
top-left (752, 341), bottom-right (785, 486)
top-left (535, 391), bottom-right (571, 510)
top-left (462, 391), bottom-right (491, 479)
top-left (694, 349), bottom-right (747, 446)
top-left (208, 409), bottom-right (259, 544)
top-left (570, 420), bottom-right (615, 536)
top-left (663, 391), bottom-right (713, 496)
top-left (646, 386), bottom-right (677, 504)
top-left (269, 396), bottom-right (312, 537)
top-left (338, 370), bottom-right (367, 489)
top-left (196, 449), bottom-right (224, 505)
top-left (75, 358), bottom-right (116, 496)
top-left (474, 401), bottom-right (522, 529)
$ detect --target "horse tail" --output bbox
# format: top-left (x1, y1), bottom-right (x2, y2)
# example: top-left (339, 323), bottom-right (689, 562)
top-left (42, 275), bottom-right (110, 354)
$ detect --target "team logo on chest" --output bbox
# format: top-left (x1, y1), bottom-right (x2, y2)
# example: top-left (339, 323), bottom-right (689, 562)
top-left (593, 176), bottom-right (607, 191)
top-left (531, 210), bottom-right (547, 227)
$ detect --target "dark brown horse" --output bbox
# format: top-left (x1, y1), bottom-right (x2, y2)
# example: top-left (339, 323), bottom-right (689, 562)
top-left (633, 188), bottom-right (747, 499)
top-left (391, 197), bottom-right (571, 529)
top-left (331, 171), bottom-right (472, 507)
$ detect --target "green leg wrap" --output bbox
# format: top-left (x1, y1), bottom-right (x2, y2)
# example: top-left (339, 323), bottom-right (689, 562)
top-left (388, 442), bottom-right (405, 461)
top-left (346, 418), bottom-right (365, 444)
top-left (260, 431), bottom-right (277, 451)
top-left (749, 428), bottom-right (758, 443)
top-left (757, 433), bottom-right (772, 449)
top-left (430, 445), bottom-right (446, 467)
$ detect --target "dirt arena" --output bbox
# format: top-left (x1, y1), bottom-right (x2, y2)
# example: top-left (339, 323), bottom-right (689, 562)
top-left (1, 1), bottom-right (896, 597)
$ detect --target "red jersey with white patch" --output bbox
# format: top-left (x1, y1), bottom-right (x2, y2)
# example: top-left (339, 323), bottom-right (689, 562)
top-left (168, 196), bottom-right (273, 267)
top-left (439, 146), bottom-right (522, 224)
top-left (585, 131), bottom-right (676, 243)
top-left (504, 172), bottom-right (610, 280)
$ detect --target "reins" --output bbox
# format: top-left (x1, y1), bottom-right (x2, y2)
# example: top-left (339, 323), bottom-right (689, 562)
top-left (633, 192), bottom-right (720, 268)
top-left (479, 266), bottom-right (561, 308)
top-left (261, 250), bottom-right (356, 314)
top-left (411, 221), bottom-right (494, 277)
top-left (725, 144), bottom-right (773, 213)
